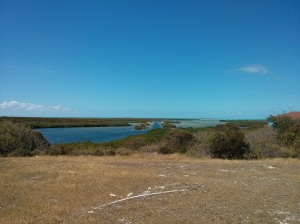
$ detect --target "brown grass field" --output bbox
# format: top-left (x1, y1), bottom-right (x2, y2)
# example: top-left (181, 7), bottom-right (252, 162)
top-left (0, 154), bottom-right (299, 223)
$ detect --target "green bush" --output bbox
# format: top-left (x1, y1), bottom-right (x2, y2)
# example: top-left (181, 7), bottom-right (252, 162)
top-left (279, 123), bottom-right (300, 157)
top-left (268, 115), bottom-right (294, 135)
top-left (268, 115), bottom-right (300, 157)
top-left (159, 129), bottom-right (195, 154)
top-left (158, 146), bottom-right (174, 154)
top-left (0, 120), bottom-right (50, 156)
top-left (280, 122), bottom-right (300, 146)
top-left (208, 123), bottom-right (250, 159)
top-left (122, 135), bottom-right (147, 150)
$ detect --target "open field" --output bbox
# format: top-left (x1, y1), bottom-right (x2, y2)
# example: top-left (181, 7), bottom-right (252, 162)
top-left (0, 155), bottom-right (299, 223)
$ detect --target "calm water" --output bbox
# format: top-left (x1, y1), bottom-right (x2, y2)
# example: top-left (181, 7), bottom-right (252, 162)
top-left (37, 121), bottom-right (162, 144)
top-left (37, 120), bottom-right (223, 144)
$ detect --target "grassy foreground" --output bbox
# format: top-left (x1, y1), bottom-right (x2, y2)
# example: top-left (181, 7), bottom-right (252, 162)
top-left (0, 155), bottom-right (299, 223)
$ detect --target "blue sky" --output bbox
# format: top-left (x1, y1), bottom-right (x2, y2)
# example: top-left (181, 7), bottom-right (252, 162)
top-left (0, 0), bottom-right (299, 119)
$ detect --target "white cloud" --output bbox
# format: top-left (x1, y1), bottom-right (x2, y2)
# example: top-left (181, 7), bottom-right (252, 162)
top-left (52, 105), bottom-right (69, 111)
top-left (234, 64), bottom-right (269, 74)
top-left (0, 101), bottom-right (43, 111)
top-left (0, 101), bottom-right (70, 114)
top-left (52, 105), bottom-right (61, 110)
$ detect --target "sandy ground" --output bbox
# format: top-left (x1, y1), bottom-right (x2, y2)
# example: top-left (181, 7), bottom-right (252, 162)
top-left (0, 154), bottom-right (299, 223)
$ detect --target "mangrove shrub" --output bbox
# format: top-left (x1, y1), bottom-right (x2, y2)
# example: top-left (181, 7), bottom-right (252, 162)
top-left (208, 123), bottom-right (250, 159)
top-left (0, 120), bottom-right (50, 156)
top-left (268, 115), bottom-right (300, 156)
top-left (159, 129), bottom-right (195, 154)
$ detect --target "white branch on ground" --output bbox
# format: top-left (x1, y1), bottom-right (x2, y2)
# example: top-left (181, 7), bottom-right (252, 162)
top-left (92, 189), bottom-right (186, 210)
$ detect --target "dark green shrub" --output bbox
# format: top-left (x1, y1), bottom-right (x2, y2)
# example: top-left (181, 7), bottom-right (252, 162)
top-left (108, 149), bottom-right (116, 156)
top-left (47, 145), bottom-right (66, 155)
top-left (158, 146), bottom-right (174, 154)
top-left (268, 115), bottom-right (300, 157)
top-left (280, 122), bottom-right (300, 146)
top-left (122, 135), bottom-right (147, 150)
top-left (280, 122), bottom-right (300, 157)
top-left (208, 123), bottom-right (250, 159)
top-left (268, 115), bottom-right (294, 135)
top-left (143, 128), bottom-right (167, 143)
top-left (94, 149), bottom-right (104, 156)
top-left (0, 120), bottom-right (50, 156)
top-left (159, 129), bottom-right (195, 154)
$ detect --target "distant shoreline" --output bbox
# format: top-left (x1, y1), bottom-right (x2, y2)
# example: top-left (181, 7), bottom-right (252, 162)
top-left (0, 117), bottom-right (179, 129)
top-left (0, 116), bottom-right (267, 129)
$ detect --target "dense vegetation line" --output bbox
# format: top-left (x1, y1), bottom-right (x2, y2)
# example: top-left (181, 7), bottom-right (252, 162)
top-left (220, 120), bottom-right (268, 129)
top-left (1, 116), bottom-right (299, 159)
top-left (0, 117), bottom-right (158, 128)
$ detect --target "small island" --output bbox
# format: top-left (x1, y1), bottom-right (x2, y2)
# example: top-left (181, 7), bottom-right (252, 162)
top-left (134, 121), bottom-right (153, 130)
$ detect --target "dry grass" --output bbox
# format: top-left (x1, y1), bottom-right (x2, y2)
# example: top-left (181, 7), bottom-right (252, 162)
top-left (0, 154), bottom-right (299, 223)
